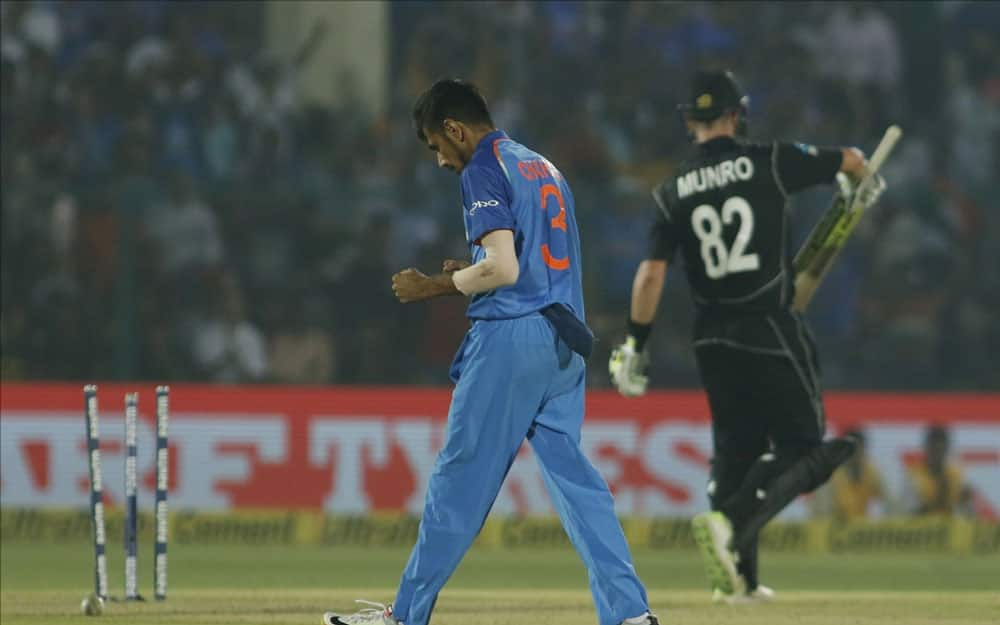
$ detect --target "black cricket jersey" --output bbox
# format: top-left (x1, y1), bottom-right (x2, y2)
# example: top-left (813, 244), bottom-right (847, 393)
top-left (649, 137), bottom-right (841, 350)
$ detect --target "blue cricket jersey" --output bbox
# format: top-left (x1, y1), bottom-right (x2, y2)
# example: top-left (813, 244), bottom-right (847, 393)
top-left (459, 130), bottom-right (585, 322)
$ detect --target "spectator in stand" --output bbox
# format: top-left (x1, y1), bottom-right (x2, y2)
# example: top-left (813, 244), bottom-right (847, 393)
top-left (144, 171), bottom-right (224, 285)
top-left (269, 293), bottom-right (337, 384)
top-left (189, 273), bottom-right (269, 383)
top-left (902, 425), bottom-right (973, 517)
top-left (814, 2), bottom-right (902, 134)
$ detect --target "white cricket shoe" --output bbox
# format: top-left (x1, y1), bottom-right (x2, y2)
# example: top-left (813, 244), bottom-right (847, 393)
top-left (713, 584), bottom-right (776, 605)
top-left (691, 511), bottom-right (745, 596)
top-left (323, 600), bottom-right (397, 625)
top-left (621, 612), bottom-right (661, 625)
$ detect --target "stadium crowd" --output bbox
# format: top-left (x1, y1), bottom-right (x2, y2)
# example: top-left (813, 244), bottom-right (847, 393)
top-left (2, 1), bottom-right (998, 389)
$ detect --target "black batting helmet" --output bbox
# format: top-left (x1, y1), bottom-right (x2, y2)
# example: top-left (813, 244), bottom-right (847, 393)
top-left (677, 69), bottom-right (749, 125)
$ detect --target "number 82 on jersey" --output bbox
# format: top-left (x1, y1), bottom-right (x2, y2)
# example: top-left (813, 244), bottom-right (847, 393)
top-left (691, 196), bottom-right (759, 279)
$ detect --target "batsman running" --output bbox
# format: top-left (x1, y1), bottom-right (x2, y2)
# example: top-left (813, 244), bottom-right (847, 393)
top-left (609, 70), bottom-right (891, 603)
top-left (322, 79), bottom-right (659, 625)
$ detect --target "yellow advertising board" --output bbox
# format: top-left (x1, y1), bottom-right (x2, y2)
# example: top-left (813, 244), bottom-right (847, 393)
top-left (2, 509), bottom-right (996, 555)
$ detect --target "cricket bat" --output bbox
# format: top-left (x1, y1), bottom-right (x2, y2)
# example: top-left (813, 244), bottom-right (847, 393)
top-left (792, 125), bottom-right (902, 312)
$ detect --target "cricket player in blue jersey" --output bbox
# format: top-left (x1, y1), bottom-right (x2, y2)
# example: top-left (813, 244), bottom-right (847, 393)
top-left (322, 79), bottom-right (659, 625)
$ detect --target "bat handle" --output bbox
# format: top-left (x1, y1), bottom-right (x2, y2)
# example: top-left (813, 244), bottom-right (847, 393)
top-left (867, 125), bottom-right (902, 174)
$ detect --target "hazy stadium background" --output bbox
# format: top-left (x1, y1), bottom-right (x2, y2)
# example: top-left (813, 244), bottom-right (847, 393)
top-left (1, 2), bottom-right (998, 624)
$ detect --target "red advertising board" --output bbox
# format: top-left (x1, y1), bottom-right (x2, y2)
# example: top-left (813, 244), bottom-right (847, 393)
top-left (2, 384), bottom-right (998, 518)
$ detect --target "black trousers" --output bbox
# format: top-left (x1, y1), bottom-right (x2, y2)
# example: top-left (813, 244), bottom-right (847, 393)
top-left (694, 311), bottom-right (825, 588)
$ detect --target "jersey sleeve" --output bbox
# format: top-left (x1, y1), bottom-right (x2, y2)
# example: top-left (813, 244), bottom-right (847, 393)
top-left (648, 183), bottom-right (680, 261)
top-left (773, 142), bottom-right (843, 195)
top-left (461, 163), bottom-right (514, 245)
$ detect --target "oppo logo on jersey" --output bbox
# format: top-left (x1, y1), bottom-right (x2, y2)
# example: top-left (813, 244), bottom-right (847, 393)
top-left (469, 199), bottom-right (500, 214)
top-left (677, 156), bottom-right (755, 199)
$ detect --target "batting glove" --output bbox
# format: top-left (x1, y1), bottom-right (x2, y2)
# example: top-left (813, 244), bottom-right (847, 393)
top-left (858, 172), bottom-right (887, 208)
top-left (837, 171), bottom-right (887, 211)
top-left (609, 337), bottom-right (649, 397)
top-left (835, 172), bottom-right (855, 199)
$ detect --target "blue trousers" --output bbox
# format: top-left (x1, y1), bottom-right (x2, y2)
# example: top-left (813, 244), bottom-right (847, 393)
top-left (393, 314), bottom-right (649, 625)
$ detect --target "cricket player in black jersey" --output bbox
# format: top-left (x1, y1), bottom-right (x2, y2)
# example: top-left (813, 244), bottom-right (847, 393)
top-left (609, 70), bottom-right (885, 603)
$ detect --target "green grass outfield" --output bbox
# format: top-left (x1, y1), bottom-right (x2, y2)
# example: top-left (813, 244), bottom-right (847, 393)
top-left (2, 542), bottom-right (997, 624)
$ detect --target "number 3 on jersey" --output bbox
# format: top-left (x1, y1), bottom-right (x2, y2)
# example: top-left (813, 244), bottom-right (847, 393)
top-left (691, 196), bottom-right (759, 279)
top-left (540, 183), bottom-right (569, 270)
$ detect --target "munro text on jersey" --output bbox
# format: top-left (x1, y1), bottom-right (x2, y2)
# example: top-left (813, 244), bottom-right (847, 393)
top-left (677, 156), bottom-right (755, 199)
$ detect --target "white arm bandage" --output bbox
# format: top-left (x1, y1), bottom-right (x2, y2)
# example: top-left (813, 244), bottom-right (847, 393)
top-left (452, 229), bottom-right (519, 296)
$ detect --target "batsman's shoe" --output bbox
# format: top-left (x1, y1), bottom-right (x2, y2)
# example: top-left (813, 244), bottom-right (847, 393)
top-left (691, 511), bottom-right (745, 596)
top-left (621, 612), bottom-right (660, 625)
top-left (323, 600), bottom-right (397, 625)
top-left (712, 584), bottom-right (776, 605)
top-left (832, 434), bottom-right (861, 463)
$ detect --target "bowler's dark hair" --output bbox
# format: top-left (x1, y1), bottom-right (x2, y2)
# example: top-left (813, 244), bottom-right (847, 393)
top-left (412, 79), bottom-right (494, 142)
